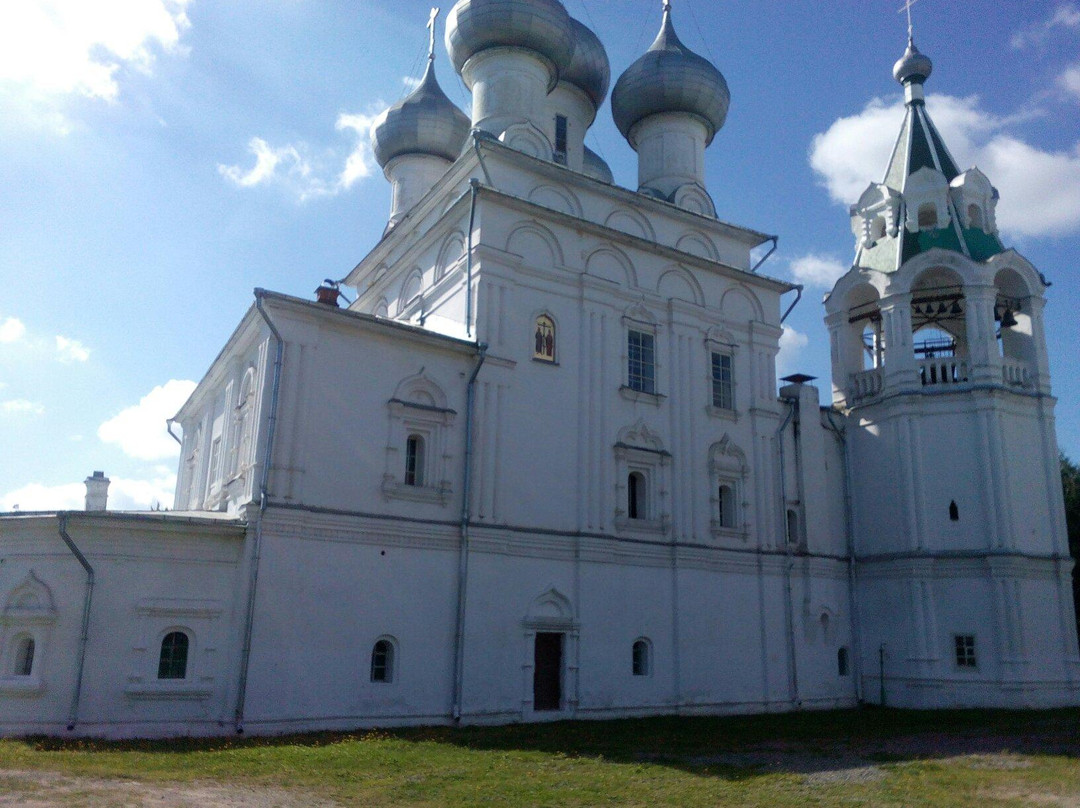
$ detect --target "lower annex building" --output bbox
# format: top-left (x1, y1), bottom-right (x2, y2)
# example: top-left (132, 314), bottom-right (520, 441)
top-left (2, 1), bottom-right (1077, 737)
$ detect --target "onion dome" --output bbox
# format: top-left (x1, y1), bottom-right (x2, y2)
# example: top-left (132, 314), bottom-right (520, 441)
top-left (371, 59), bottom-right (470, 168)
top-left (610, 5), bottom-right (730, 145)
top-left (582, 146), bottom-right (613, 183)
top-left (561, 17), bottom-right (610, 108)
top-left (445, 0), bottom-right (575, 81)
top-left (893, 37), bottom-right (933, 85)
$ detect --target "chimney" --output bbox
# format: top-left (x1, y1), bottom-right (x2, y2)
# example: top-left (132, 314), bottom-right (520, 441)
top-left (315, 284), bottom-right (341, 307)
top-left (85, 471), bottom-right (110, 512)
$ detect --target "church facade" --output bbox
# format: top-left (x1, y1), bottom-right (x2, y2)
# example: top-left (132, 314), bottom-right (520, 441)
top-left (1, 0), bottom-right (1077, 738)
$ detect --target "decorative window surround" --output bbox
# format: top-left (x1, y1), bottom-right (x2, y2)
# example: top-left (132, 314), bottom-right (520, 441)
top-left (125, 599), bottom-right (221, 701)
top-left (382, 372), bottom-right (456, 506)
top-left (0, 571), bottom-right (56, 697)
top-left (613, 421), bottom-right (671, 536)
top-left (709, 435), bottom-right (748, 539)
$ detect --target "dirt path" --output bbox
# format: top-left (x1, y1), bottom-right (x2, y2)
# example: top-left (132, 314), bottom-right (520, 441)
top-left (0, 771), bottom-right (340, 808)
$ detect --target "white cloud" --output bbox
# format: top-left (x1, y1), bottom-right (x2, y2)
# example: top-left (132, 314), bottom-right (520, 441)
top-left (1011, 4), bottom-right (1080, 49)
top-left (1, 470), bottom-right (177, 512)
top-left (402, 76), bottom-right (423, 91)
top-left (0, 317), bottom-right (26, 343)
top-left (789, 254), bottom-right (848, 289)
top-left (777, 326), bottom-right (810, 380)
top-left (1058, 65), bottom-right (1080, 101)
top-left (55, 335), bottom-right (90, 363)
top-left (809, 93), bottom-right (1080, 238)
top-left (0, 0), bottom-right (192, 132)
top-left (220, 108), bottom-right (383, 202)
top-left (0, 399), bottom-right (45, 416)
top-left (97, 379), bottom-right (196, 460)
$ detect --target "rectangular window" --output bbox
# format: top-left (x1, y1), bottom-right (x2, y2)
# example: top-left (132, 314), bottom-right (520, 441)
top-left (627, 330), bottom-right (656, 394)
top-left (711, 352), bottom-right (733, 409)
top-left (554, 115), bottom-right (568, 164)
top-left (954, 634), bottom-right (977, 668)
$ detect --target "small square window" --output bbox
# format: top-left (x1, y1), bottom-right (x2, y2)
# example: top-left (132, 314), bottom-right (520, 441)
top-left (711, 352), bottom-right (733, 410)
top-left (627, 330), bottom-right (656, 394)
top-left (954, 634), bottom-right (977, 668)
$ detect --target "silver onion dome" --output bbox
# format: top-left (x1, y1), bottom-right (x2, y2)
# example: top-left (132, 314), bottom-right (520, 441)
top-left (561, 17), bottom-right (610, 108)
top-left (582, 146), bottom-right (613, 184)
top-left (893, 37), bottom-right (933, 85)
top-left (371, 59), bottom-right (471, 168)
top-left (445, 0), bottom-right (575, 80)
top-left (610, 6), bottom-right (730, 145)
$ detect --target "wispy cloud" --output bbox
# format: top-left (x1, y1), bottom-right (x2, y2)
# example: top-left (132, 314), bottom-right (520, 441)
top-left (0, 316), bottom-right (26, 343)
top-left (1011, 4), bottom-right (1080, 49)
top-left (1058, 64), bottom-right (1080, 101)
top-left (402, 75), bottom-right (423, 91)
top-left (98, 379), bottom-right (196, 460)
top-left (777, 326), bottom-right (810, 380)
top-left (1, 469), bottom-right (178, 512)
top-left (810, 93), bottom-right (1080, 238)
top-left (55, 335), bottom-right (90, 363)
top-left (789, 254), bottom-right (848, 289)
top-left (0, 0), bottom-right (193, 132)
top-left (0, 399), bottom-right (44, 416)
top-left (219, 107), bottom-right (384, 202)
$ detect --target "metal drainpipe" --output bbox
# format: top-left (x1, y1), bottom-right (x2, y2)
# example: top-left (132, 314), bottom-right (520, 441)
top-left (166, 419), bottom-right (182, 446)
top-left (781, 285), bottom-right (804, 325)
top-left (465, 178), bottom-right (480, 338)
top-left (452, 343), bottom-right (488, 722)
top-left (750, 236), bottom-right (779, 274)
top-left (824, 408), bottom-right (864, 704)
top-left (775, 397), bottom-right (800, 708)
top-left (57, 514), bottom-right (94, 731)
top-left (234, 292), bottom-right (284, 733)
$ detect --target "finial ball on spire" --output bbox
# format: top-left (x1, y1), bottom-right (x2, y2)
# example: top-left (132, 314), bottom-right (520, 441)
top-left (893, 37), bottom-right (933, 85)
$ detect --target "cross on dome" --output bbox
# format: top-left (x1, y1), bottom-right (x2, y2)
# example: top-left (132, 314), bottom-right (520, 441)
top-left (427, 7), bottom-right (440, 62)
top-left (899, 0), bottom-right (920, 40)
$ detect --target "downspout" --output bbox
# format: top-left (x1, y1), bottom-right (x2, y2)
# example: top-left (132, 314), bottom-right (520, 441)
top-left (750, 236), bottom-right (779, 274)
top-left (58, 514), bottom-right (94, 731)
top-left (452, 343), bottom-right (488, 722)
top-left (234, 292), bottom-right (284, 733)
top-left (824, 408), bottom-right (864, 704)
top-left (465, 178), bottom-right (480, 338)
top-left (166, 419), bottom-right (182, 446)
top-left (781, 284), bottom-right (804, 325)
top-left (776, 397), bottom-right (800, 707)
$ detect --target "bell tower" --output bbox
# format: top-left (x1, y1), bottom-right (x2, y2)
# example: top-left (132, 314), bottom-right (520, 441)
top-left (825, 37), bottom-right (1080, 707)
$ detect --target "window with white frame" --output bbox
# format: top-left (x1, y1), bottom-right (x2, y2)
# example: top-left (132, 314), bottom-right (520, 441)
top-left (157, 631), bottom-right (190, 680)
top-left (627, 472), bottom-right (647, 519)
top-left (954, 634), bottom-right (977, 668)
top-left (383, 372), bottom-right (455, 505)
top-left (632, 638), bottom-right (651, 676)
top-left (711, 351), bottom-right (734, 410)
top-left (627, 330), bottom-right (656, 394)
top-left (370, 638), bottom-right (395, 683)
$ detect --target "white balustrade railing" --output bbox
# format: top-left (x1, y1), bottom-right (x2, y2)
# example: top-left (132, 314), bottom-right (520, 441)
top-left (918, 358), bottom-right (969, 387)
top-left (1001, 360), bottom-right (1031, 388)
top-left (849, 368), bottom-right (884, 402)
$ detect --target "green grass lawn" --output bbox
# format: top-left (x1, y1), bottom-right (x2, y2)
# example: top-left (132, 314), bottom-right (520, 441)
top-left (1, 708), bottom-right (1078, 807)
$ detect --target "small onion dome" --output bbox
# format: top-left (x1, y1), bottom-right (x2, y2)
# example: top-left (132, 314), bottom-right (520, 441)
top-left (445, 0), bottom-right (575, 81)
top-left (610, 6), bottom-right (730, 146)
top-left (582, 146), bottom-right (613, 184)
top-left (562, 17), bottom-right (610, 108)
top-left (893, 37), bottom-right (933, 85)
top-left (371, 59), bottom-right (470, 168)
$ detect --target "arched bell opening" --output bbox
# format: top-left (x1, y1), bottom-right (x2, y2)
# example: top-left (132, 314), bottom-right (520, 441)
top-left (843, 283), bottom-right (884, 402)
top-left (994, 268), bottom-right (1036, 385)
top-left (910, 268), bottom-right (969, 388)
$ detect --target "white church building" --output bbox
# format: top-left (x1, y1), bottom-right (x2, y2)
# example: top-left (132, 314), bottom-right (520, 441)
top-left (2, 0), bottom-right (1077, 738)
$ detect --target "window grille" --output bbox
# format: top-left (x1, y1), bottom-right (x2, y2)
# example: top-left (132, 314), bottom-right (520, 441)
top-left (711, 352), bottom-right (733, 409)
top-left (954, 634), bottom-right (977, 668)
top-left (158, 632), bottom-right (189, 680)
top-left (627, 330), bottom-right (656, 394)
top-left (371, 640), bottom-right (394, 683)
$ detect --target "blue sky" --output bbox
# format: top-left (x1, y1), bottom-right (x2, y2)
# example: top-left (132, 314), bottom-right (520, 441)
top-left (1, 0), bottom-right (1079, 510)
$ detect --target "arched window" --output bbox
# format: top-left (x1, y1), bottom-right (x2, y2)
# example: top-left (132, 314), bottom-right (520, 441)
top-left (838, 647), bottom-right (850, 677)
top-left (717, 485), bottom-right (735, 529)
top-left (404, 435), bottom-right (425, 486)
top-left (871, 215), bottom-right (887, 242)
top-left (968, 204), bottom-right (983, 230)
top-left (13, 636), bottom-right (35, 677)
top-left (627, 472), bottom-right (646, 520)
top-left (371, 639), bottom-right (394, 683)
top-left (949, 500), bottom-right (960, 521)
top-left (917, 203), bottom-right (938, 230)
top-left (158, 631), bottom-right (189, 680)
top-left (632, 639), bottom-right (651, 676)
top-left (534, 315), bottom-right (556, 362)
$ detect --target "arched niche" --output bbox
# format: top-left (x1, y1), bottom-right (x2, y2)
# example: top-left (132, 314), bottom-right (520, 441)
top-left (500, 123), bottom-right (552, 160)
top-left (392, 369), bottom-right (449, 410)
top-left (435, 232), bottom-right (467, 280)
top-left (604, 208), bottom-right (655, 242)
top-left (528, 185), bottom-right (582, 218)
top-left (909, 265), bottom-right (968, 360)
top-left (657, 267), bottom-right (704, 306)
top-left (506, 223), bottom-right (564, 269)
top-left (720, 286), bottom-right (764, 324)
top-left (398, 270), bottom-right (423, 314)
top-left (585, 247), bottom-right (636, 288)
top-left (675, 232), bottom-right (719, 262)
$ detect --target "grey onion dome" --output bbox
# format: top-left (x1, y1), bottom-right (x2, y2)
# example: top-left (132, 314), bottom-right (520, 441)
top-left (445, 0), bottom-right (575, 80)
top-left (610, 6), bottom-right (730, 145)
top-left (561, 17), bottom-right (610, 108)
top-left (893, 37), bottom-right (933, 85)
top-left (371, 59), bottom-right (470, 168)
top-left (582, 146), bottom-right (613, 184)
